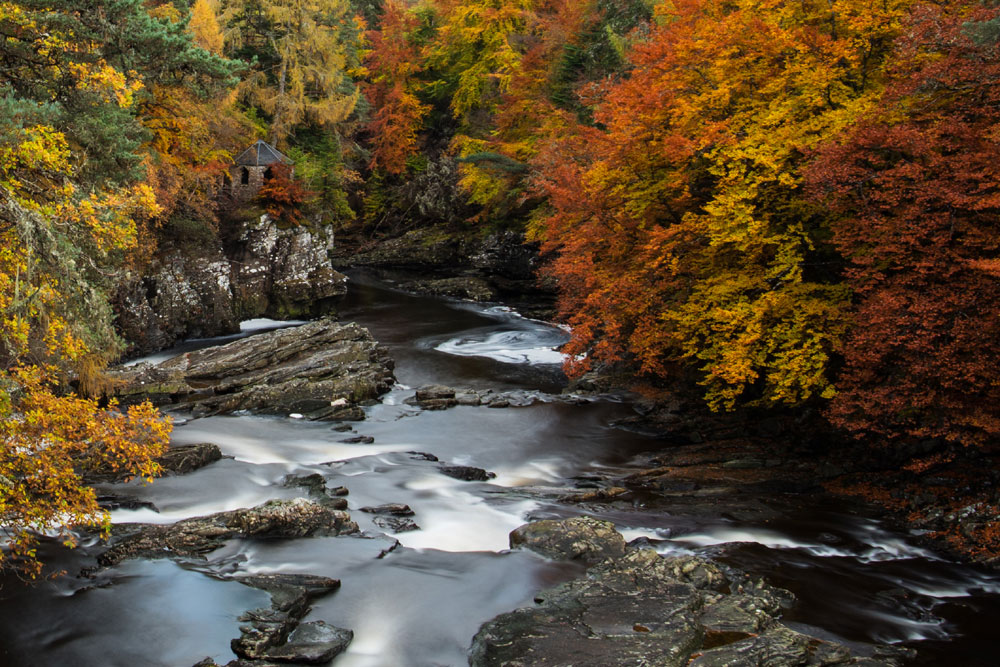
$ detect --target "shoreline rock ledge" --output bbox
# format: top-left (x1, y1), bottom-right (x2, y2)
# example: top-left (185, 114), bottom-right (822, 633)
top-left (109, 318), bottom-right (395, 421)
top-left (473, 516), bottom-right (914, 666)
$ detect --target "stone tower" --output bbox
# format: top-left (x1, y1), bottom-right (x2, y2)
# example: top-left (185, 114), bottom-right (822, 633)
top-left (229, 140), bottom-right (293, 202)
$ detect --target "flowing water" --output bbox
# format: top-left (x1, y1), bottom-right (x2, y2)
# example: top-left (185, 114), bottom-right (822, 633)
top-left (1, 272), bottom-right (999, 666)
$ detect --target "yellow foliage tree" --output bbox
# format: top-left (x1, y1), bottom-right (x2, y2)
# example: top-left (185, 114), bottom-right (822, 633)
top-left (0, 0), bottom-right (178, 577)
top-left (221, 0), bottom-right (362, 145)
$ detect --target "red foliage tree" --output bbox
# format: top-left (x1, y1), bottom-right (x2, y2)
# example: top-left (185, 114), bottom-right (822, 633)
top-left (257, 163), bottom-right (313, 225)
top-left (807, 4), bottom-right (1000, 445)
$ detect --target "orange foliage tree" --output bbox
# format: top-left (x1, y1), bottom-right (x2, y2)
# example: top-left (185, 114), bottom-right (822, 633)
top-left (362, 0), bottom-right (430, 175)
top-left (257, 163), bottom-right (314, 225)
top-left (532, 0), bottom-right (913, 409)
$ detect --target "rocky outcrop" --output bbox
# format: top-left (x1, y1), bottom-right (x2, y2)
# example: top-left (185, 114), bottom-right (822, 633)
top-left (332, 225), bottom-right (555, 316)
top-left (115, 248), bottom-right (239, 355)
top-left (109, 318), bottom-right (395, 420)
top-left (397, 276), bottom-right (498, 302)
top-left (116, 215), bottom-right (346, 358)
top-left (470, 519), bottom-right (913, 666)
top-left (98, 498), bottom-right (359, 567)
top-left (229, 215), bottom-right (346, 321)
top-left (343, 228), bottom-right (538, 283)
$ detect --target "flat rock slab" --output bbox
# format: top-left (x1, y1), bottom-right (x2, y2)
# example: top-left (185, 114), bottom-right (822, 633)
top-left (110, 319), bottom-right (395, 420)
top-left (99, 498), bottom-right (359, 566)
top-left (406, 385), bottom-right (582, 411)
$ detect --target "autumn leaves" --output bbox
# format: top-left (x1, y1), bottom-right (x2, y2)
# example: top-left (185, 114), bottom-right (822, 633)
top-left (532, 0), bottom-right (1000, 444)
top-left (357, 0), bottom-right (1000, 445)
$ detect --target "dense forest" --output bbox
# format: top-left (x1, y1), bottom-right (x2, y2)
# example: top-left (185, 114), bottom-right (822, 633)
top-left (3, 0), bottom-right (1000, 574)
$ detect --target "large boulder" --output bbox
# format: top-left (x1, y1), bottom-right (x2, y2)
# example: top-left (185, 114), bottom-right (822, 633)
top-left (109, 318), bottom-right (395, 420)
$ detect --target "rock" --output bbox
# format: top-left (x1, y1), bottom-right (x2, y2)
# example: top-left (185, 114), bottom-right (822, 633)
top-left (96, 495), bottom-right (158, 512)
top-left (157, 443), bottom-right (223, 475)
top-left (372, 515), bottom-right (420, 533)
top-left (228, 215), bottom-right (346, 321)
top-left (455, 392), bottom-right (482, 406)
top-left (689, 626), bottom-right (855, 666)
top-left (360, 503), bottom-right (414, 516)
top-left (229, 574), bottom-right (344, 663)
top-left (416, 384), bottom-right (456, 400)
top-left (282, 474), bottom-right (349, 508)
top-left (560, 487), bottom-right (629, 503)
top-left (407, 385), bottom-right (458, 410)
top-left (264, 621), bottom-right (353, 664)
top-left (237, 574), bottom-right (341, 614)
top-left (99, 499), bottom-right (358, 566)
top-left (398, 277), bottom-right (498, 302)
top-left (109, 319), bottom-right (395, 420)
top-left (322, 405), bottom-right (367, 421)
top-left (333, 225), bottom-right (543, 288)
top-left (232, 607), bottom-right (297, 660)
top-left (438, 465), bottom-right (496, 482)
top-left (85, 442), bottom-right (223, 484)
top-left (414, 398), bottom-right (457, 410)
top-left (339, 435), bottom-right (375, 444)
top-left (408, 451), bottom-right (439, 461)
top-left (115, 248), bottom-right (239, 357)
top-left (471, 542), bottom-right (902, 667)
top-left (509, 516), bottom-right (627, 564)
top-left (115, 214), bottom-right (346, 359)
top-left (699, 595), bottom-right (778, 634)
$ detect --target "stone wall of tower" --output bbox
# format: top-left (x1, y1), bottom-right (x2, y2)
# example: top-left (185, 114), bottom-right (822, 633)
top-left (230, 165), bottom-right (267, 202)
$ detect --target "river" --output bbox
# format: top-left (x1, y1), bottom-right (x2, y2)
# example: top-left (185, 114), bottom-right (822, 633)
top-left (1, 272), bottom-right (998, 666)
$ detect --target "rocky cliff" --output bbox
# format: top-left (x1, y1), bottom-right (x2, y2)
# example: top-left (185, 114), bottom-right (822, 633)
top-left (114, 215), bottom-right (347, 358)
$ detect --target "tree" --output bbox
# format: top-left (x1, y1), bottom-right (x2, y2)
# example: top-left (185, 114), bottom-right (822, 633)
top-left (0, 0), bottom-right (236, 576)
top-left (425, 0), bottom-right (536, 119)
top-left (532, 0), bottom-right (913, 409)
top-left (362, 0), bottom-right (430, 175)
top-left (807, 3), bottom-right (1000, 445)
top-left (220, 0), bottom-right (363, 145)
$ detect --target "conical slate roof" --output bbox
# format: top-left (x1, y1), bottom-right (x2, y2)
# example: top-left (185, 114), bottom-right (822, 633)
top-left (233, 140), bottom-right (292, 167)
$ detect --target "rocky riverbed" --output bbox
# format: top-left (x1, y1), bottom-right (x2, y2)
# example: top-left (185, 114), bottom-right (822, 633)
top-left (4, 277), bottom-right (1000, 667)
